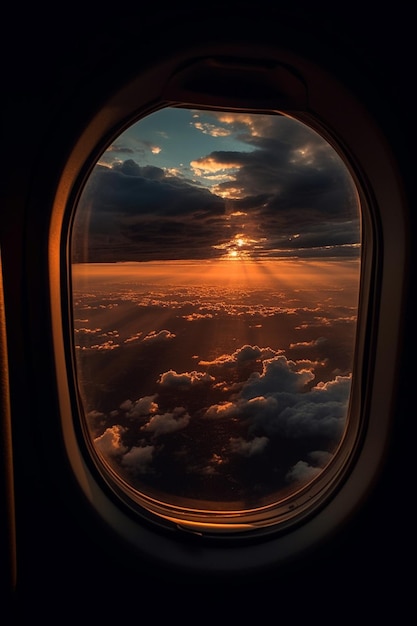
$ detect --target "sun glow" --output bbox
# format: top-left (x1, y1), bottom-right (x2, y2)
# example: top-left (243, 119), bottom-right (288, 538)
top-left (213, 233), bottom-right (262, 260)
top-left (72, 258), bottom-right (360, 295)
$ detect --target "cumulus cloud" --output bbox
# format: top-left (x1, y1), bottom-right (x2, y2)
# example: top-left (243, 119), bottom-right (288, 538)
top-left (141, 408), bottom-right (191, 436)
top-left (124, 331), bottom-right (143, 343)
top-left (158, 369), bottom-right (215, 388)
top-left (142, 329), bottom-right (176, 343)
top-left (121, 444), bottom-right (155, 473)
top-left (285, 460), bottom-right (322, 484)
top-left (285, 450), bottom-right (334, 484)
top-left (289, 337), bottom-right (327, 349)
top-left (229, 435), bottom-right (269, 457)
top-left (75, 327), bottom-right (102, 335)
top-left (199, 344), bottom-right (282, 373)
top-left (204, 401), bottom-right (237, 420)
top-left (121, 395), bottom-right (159, 417)
top-left (94, 425), bottom-right (127, 456)
top-left (88, 340), bottom-right (119, 351)
top-left (241, 355), bottom-right (315, 398)
top-left (87, 336), bottom-right (352, 502)
top-left (183, 312), bottom-right (214, 321)
top-left (203, 352), bottom-right (351, 441)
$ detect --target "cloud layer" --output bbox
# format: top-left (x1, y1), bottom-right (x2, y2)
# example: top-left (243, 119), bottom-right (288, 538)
top-left (90, 342), bottom-right (351, 505)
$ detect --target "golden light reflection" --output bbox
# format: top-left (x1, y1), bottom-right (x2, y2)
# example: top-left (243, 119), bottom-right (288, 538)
top-left (72, 257), bottom-right (361, 297)
top-left (212, 233), bottom-right (264, 260)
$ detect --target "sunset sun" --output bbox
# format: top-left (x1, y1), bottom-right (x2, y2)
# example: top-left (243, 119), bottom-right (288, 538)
top-left (213, 233), bottom-right (261, 260)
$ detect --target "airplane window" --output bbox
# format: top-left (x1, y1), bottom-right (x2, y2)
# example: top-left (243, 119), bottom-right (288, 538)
top-left (70, 106), bottom-right (361, 533)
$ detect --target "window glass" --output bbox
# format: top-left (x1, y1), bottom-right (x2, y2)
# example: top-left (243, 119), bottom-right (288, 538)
top-left (71, 107), bottom-right (361, 519)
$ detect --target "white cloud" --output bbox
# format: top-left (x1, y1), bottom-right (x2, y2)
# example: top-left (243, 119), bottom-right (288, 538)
top-left (242, 355), bottom-right (315, 397)
top-left (142, 329), bottom-right (176, 343)
top-left (158, 369), bottom-right (214, 388)
top-left (141, 408), bottom-right (190, 436)
top-left (94, 425), bottom-right (127, 456)
top-left (192, 120), bottom-right (232, 137)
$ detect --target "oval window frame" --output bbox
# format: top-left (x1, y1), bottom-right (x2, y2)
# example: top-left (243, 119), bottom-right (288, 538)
top-left (69, 103), bottom-right (364, 535)
top-left (49, 41), bottom-right (406, 572)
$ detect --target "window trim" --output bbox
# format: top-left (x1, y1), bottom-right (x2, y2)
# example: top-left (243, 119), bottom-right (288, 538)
top-left (49, 43), bottom-right (406, 572)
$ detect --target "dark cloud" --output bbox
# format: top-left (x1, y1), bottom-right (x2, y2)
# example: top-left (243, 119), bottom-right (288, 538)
top-left (208, 117), bottom-right (360, 255)
top-left (90, 344), bottom-right (351, 494)
top-left (72, 111), bottom-right (360, 262)
top-left (73, 160), bottom-right (226, 262)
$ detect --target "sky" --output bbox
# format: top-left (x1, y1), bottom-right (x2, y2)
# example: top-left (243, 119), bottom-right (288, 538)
top-left (72, 107), bottom-right (361, 263)
top-left (70, 107), bottom-right (362, 513)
